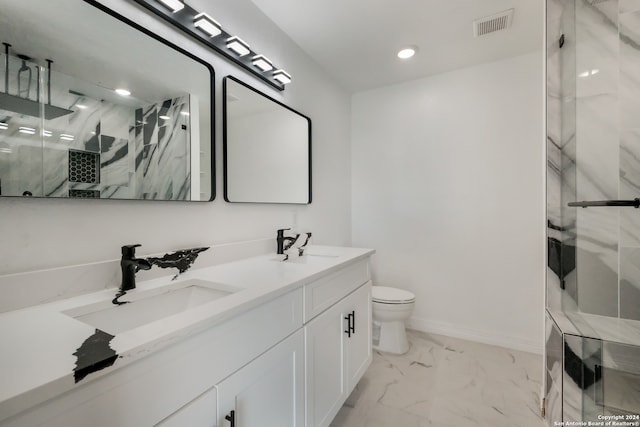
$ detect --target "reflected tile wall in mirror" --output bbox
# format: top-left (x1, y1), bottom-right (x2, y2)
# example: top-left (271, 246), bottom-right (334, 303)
top-left (0, 0), bottom-right (213, 201)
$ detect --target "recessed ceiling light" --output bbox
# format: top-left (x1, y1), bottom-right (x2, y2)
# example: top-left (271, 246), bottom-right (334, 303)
top-left (76, 104), bottom-right (88, 110)
top-left (42, 130), bottom-right (52, 137)
top-left (180, 111), bottom-right (190, 116)
top-left (60, 134), bottom-right (75, 141)
top-left (579, 69), bottom-right (600, 78)
top-left (397, 46), bottom-right (418, 60)
top-left (115, 88), bottom-right (131, 97)
top-left (0, 122), bottom-right (8, 130)
top-left (19, 126), bottom-right (36, 135)
top-left (159, 115), bottom-right (171, 120)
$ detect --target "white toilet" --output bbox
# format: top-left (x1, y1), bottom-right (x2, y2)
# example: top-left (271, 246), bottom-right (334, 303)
top-left (371, 286), bottom-right (415, 354)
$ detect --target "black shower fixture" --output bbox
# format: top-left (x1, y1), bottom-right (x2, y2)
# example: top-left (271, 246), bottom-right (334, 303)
top-left (0, 42), bottom-right (74, 120)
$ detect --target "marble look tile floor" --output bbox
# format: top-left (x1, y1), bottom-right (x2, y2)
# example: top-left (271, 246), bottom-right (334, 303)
top-left (330, 330), bottom-right (545, 427)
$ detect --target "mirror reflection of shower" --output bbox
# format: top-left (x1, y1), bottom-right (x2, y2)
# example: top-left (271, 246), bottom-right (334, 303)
top-left (1, 42), bottom-right (73, 120)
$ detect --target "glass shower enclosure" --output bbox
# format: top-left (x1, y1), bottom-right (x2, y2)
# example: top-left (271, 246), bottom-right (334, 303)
top-left (546, 0), bottom-right (640, 423)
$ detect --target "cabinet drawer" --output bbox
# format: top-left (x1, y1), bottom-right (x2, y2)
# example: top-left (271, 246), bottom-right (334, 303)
top-left (303, 260), bottom-right (369, 323)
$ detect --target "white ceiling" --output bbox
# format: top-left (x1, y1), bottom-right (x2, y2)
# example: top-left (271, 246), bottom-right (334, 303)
top-left (251, 0), bottom-right (543, 93)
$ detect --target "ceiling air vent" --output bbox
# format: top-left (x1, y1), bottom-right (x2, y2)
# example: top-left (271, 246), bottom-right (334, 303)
top-left (473, 9), bottom-right (514, 38)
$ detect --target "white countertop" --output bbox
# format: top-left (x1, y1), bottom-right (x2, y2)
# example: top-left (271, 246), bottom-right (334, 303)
top-left (0, 245), bottom-right (374, 422)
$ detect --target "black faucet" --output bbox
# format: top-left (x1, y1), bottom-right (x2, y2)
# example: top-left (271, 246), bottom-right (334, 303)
top-left (276, 228), bottom-right (297, 255)
top-left (120, 244), bottom-right (152, 291)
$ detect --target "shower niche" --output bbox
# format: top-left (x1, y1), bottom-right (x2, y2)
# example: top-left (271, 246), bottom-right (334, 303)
top-left (0, 0), bottom-right (214, 201)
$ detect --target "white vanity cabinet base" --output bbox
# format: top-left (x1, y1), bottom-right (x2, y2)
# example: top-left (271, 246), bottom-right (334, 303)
top-left (2, 289), bottom-right (302, 427)
top-left (305, 281), bottom-right (372, 427)
top-left (216, 330), bottom-right (305, 427)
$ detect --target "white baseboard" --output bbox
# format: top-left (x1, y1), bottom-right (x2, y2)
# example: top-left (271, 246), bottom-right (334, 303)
top-left (407, 316), bottom-right (543, 355)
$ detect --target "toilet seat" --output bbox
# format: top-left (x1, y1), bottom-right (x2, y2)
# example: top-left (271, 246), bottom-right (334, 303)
top-left (372, 286), bottom-right (415, 304)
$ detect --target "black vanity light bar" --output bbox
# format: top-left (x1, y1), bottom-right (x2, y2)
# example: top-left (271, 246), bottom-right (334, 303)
top-left (133, 0), bottom-right (291, 91)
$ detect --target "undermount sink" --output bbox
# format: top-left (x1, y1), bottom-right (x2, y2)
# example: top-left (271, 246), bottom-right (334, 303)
top-left (63, 279), bottom-right (239, 335)
top-left (270, 253), bottom-right (339, 264)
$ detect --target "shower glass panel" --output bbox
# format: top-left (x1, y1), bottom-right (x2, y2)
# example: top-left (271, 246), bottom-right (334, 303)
top-left (0, 53), bottom-right (45, 196)
top-left (546, 0), bottom-right (640, 424)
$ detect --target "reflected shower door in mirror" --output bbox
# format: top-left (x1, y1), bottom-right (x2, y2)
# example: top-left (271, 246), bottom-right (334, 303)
top-left (224, 76), bottom-right (311, 204)
top-left (0, 0), bottom-right (214, 201)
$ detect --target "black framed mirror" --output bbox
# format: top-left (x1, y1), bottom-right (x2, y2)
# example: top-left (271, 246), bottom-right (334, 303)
top-left (0, 0), bottom-right (214, 201)
top-left (223, 76), bottom-right (311, 204)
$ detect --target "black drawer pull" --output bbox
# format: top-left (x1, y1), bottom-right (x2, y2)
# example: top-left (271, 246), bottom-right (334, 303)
top-left (344, 314), bottom-right (352, 337)
top-left (350, 310), bottom-right (355, 335)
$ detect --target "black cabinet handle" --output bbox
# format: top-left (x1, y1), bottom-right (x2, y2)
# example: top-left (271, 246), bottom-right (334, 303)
top-left (344, 314), bottom-right (352, 337)
top-left (225, 410), bottom-right (235, 427)
top-left (350, 310), bottom-right (356, 335)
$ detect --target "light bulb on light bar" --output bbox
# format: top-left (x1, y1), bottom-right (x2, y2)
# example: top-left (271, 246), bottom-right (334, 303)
top-left (60, 134), bottom-right (75, 141)
top-left (157, 0), bottom-right (184, 13)
top-left (0, 122), bottom-right (8, 130)
top-left (252, 55), bottom-right (273, 72)
top-left (19, 126), bottom-right (36, 135)
top-left (194, 13), bottom-right (222, 37)
top-left (273, 69), bottom-right (292, 85)
top-left (226, 36), bottom-right (250, 56)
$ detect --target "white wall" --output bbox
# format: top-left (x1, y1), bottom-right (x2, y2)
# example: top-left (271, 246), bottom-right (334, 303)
top-left (0, 0), bottom-right (352, 275)
top-left (351, 52), bottom-right (545, 353)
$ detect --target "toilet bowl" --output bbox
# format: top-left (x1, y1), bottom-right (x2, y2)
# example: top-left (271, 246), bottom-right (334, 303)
top-left (371, 286), bottom-right (415, 354)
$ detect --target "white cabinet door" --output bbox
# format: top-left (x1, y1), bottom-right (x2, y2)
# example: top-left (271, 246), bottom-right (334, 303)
top-left (216, 330), bottom-right (304, 427)
top-left (305, 281), bottom-right (373, 427)
top-left (304, 301), bottom-right (347, 427)
top-left (343, 281), bottom-right (372, 393)
top-left (156, 387), bottom-right (217, 427)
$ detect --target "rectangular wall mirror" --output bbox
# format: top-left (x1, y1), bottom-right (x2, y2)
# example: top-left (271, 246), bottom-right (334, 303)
top-left (223, 76), bottom-right (311, 204)
top-left (0, 0), bottom-right (214, 201)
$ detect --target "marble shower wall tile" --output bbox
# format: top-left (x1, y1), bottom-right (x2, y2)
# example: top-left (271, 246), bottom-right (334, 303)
top-left (563, 334), bottom-right (585, 422)
top-left (43, 142), bottom-right (69, 197)
top-left (619, 10), bottom-right (640, 129)
top-left (621, 0), bottom-right (640, 13)
top-left (601, 341), bottom-right (640, 414)
top-left (545, 314), bottom-right (564, 426)
top-left (100, 136), bottom-right (129, 187)
top-left (619, 248), bottom-right (640, 321)
top-left (546, 314), bottom-right (563, 385)
top-left (157, 97), bottom-right (190, 200)
top-left (577, 209), bottom-right (619, 316)
top-left (573, 0), bottom-right (620, 317)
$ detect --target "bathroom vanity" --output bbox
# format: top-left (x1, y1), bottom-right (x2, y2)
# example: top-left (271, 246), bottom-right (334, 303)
top-left (0, 246), bottom-right (373, 427)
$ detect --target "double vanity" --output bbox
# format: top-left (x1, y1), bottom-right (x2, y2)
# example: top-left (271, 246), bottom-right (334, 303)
top-left (0, 246), bottom-right (374, 427)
